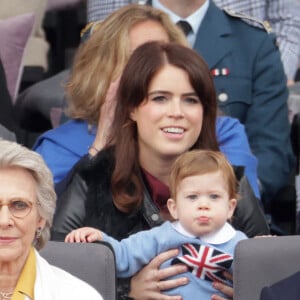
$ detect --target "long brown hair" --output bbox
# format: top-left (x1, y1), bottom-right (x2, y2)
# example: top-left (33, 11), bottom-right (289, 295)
top-left (108, 41), bottom-right (219, 212)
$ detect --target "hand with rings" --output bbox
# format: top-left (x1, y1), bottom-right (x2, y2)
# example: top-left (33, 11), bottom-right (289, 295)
top-left (128, 248), bottom-right (234, 300)
top-left (156, 281), bottom-right (160, 292)
top-left (129, 248), bottom-right (188, 300)
top-left (211, 271), bottom-right (234, 300)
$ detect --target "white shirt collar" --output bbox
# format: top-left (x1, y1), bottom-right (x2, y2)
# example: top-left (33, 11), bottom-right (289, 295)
top-left (172, 221), bottom-right (236, 245)
top-left (152, 0), bottom-right (210, 46)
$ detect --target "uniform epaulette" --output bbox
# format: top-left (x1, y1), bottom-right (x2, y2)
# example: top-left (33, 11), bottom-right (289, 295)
top-left (223, 8), bottom-right (273, 34)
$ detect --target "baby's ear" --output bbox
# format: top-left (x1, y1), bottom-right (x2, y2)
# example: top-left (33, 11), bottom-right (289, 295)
top-left (228, 198), bottom-right (237, 219)
top-left (167, 198), bottom-right (178, 219)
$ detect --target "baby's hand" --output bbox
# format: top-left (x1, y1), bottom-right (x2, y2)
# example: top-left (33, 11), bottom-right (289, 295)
top-left (65, 227), bottom-right (103, 243)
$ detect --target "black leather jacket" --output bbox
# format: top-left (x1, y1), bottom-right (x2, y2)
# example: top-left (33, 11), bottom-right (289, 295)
top-left (52, 148), bottom-right (269, 241)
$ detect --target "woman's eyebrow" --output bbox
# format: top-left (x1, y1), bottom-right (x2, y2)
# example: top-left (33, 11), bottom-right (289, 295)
top-left (148, 91), bottom-right (170, 96)
top-left (148, 91), bottom-right (198, 97)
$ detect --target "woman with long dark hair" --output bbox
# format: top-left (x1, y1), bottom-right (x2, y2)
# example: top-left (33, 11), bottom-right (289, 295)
top-left (52, 41), bottom-right (268, 300)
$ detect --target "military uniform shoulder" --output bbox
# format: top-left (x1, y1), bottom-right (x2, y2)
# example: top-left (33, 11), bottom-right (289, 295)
top-left (223, 8), bottom-right (273, 34)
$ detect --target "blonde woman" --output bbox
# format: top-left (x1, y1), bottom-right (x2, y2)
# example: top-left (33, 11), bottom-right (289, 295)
top-left (33, 4), bottom-right (187, 184)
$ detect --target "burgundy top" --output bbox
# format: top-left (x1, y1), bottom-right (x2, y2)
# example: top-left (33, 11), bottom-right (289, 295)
top-left (142, 168), bottom-right (170, 213)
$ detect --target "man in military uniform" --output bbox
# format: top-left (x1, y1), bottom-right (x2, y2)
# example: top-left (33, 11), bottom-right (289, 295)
top-left (150, 0), bottom-right (295, 206)
top-left (214, 0), bottom-right (300, 84)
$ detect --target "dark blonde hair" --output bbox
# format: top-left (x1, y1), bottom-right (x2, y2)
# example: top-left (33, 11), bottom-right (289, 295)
top-left (108, 41), bottom-right (219, 212)
top-left (169, 150), bottom-right (239, 201)
top-left (65, 4), bottom-right (187, 124)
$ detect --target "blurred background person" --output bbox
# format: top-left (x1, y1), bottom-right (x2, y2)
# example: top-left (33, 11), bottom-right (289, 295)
top-left (213, 0), bottom-right (300, 85)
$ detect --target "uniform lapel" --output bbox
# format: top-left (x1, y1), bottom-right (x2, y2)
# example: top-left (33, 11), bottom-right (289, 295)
top-left (194, 1), bottom-right (233, 69)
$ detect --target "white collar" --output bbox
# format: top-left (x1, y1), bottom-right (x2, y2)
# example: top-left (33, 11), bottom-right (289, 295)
top-left (172, 221), bottom-right (236, 245)
top-left (152, 0), bottom-right (209, 46)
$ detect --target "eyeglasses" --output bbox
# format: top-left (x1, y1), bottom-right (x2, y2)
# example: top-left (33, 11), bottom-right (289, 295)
top-left (0, 200), bottom-right (33, 218)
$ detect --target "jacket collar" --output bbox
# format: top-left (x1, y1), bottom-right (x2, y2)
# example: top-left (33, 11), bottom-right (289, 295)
top-left (194, 1), bottom-right (233, 68)
top-left (147, 1), bottom-right (233, 68)
top-left (173, 221), bottom-right (236, 244)
top-left (140, 167), bottom-right (165, 228)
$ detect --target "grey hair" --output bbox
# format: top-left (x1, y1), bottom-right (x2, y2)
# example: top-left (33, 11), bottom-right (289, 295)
top-left (0, 139), bottom-right (56, 250)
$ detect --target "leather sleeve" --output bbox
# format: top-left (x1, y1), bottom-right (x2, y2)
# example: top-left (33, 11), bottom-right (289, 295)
top-left (51, 172), bottom-right (88, 241)
top-left (117, 278), bottom-right (134, 300)
top-left (232, 176), bottom-right (270, 237)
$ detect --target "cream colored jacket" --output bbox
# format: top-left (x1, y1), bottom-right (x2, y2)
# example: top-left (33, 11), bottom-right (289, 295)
top-left (27, 250), bottom-right (103, 300)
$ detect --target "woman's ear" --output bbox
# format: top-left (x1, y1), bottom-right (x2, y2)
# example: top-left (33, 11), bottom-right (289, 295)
top-left (37, 217), bottom-right (46, 230)
top-left (167, 198), bottom-right (178, 220)
top-left (130, 109), bottom-right (136, 121)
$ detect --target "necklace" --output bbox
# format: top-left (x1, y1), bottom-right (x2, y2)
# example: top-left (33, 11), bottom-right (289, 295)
top-left (0, 291), bottom-right (13, 300)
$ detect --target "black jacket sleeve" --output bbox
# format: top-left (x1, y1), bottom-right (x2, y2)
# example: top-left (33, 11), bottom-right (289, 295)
top-left (232, 176), bottom-right (270, 237)
top-left (51, 156), bottom-right (90, 241)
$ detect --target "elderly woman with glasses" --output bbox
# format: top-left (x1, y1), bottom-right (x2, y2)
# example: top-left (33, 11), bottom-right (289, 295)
top-left (0, 139), bottom-right (103, 300)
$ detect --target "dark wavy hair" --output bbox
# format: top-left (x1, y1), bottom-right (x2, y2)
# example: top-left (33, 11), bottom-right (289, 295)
top-left (108, 41), bottom-right (219, 212)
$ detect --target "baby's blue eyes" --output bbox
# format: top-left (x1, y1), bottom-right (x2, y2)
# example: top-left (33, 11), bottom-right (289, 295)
top-left (186, 194), bottom-right (198, 201)
top-left (185, 194), bottom-right (220, 201)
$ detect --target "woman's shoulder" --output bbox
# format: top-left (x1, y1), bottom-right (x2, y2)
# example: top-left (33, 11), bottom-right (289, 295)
top-left (71, 147), bottom-right (115, 182)
top-left (216, 116), bottom-right (244, 132)
top-left (35, 250), bottom-right (103, 299)
top-left (216, 116), bottom-right (249, 147)
top-left (33, 120), bottom-right (95, 155)
top-left (35, 120), bottom-right (94, 142)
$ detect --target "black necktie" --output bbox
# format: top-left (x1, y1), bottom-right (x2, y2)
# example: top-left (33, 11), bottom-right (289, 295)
top-left (176, 20), bottom-right (192, 36)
